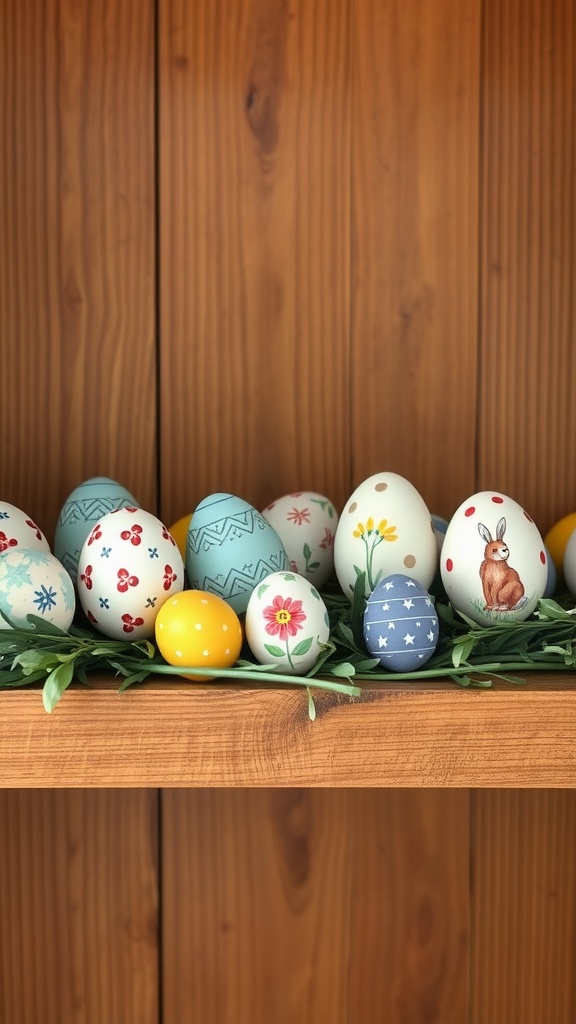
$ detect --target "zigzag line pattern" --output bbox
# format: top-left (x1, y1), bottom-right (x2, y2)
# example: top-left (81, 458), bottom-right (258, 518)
top-left (190, 552), bottom-right (288, 598)
top-left (57, 498), bottom-right (131, 527)
top-left (188, 509), bottom-right (270, 555)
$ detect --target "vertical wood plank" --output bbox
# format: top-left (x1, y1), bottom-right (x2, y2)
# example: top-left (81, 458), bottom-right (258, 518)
top-left (471, 790), bottom-right (576, 1024)
top-left (159, 0), bottom-right (351, 523)
top-left (0, 0), bottom-right (157, 540)
top-left (0, 790), bottom-right (159, 1024)
top-left (161, 789), bottom-right (469, 1024)
top-left (479, 0), bottom-right (576, 532)
top-left (351, 0), bottom-right (481, 520)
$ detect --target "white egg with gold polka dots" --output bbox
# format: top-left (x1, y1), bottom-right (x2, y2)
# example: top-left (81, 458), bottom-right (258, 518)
top-left (333, 472), bottom-right (438, 600)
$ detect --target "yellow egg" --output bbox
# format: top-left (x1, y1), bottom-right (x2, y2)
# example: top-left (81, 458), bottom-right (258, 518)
top-left (167, 513), bottom-right (192, 562)
top-left (155, 589), bottom-right (243, 680)
top-left (544, 513), bottom-right (576, 580)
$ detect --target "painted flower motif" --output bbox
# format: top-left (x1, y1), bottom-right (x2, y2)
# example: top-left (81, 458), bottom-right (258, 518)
top-left (163, 564), bottom-right (177, 590)
top-left (353, 517), bottom-right (398, 593)
top-left (287, 507), bottom-right (311, 526)
top-left (121, 524), bottom-right (143, 546)
top-left (0, 532), bottom-right (18, 553)
top-left (263, 595), bottom-right (306, 641)
top-left (117, 568), bottom-right (139, 593)
top-left (87, 525), bottom-right (102, 546)
top-left (162, 525), bottom-right (176, 545)
top-left (353, 517), bottom-right (397, 542)
top-left (319, 527), bottom-right (335, 549)
top-left (26, 519), bottom-right (43, 540)
top-left (121, 613), bottom-right (145, 633)
top-left (80, 564), bottom-right (93, 590)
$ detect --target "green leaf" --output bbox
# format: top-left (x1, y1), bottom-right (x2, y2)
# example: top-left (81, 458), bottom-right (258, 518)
top-left (43, 660), bottom-right (75, 713)
top-left (535, 599), bottom-right (576, 621)
top-left (11, 649), bottom-right (61, 675)
top-left (264, 644), bottom-right (285, 658)
top-left (25, 614), bottom-right (71, 636)
top-left (306, 687), bottom-right (316, 721)
top-left (452, 637), bottom-right (476, 668)
top-left (303, 543), bottom-right (311, 560)
top-left (291, 636), bottom-right (313, 657)
top-left (257, 583), bottom-right (270, 599)
top-left (329, 661), bottom-right (356, 678)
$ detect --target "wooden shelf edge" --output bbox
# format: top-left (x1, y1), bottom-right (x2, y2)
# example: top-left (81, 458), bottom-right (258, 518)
top-left (1, 674), bottom-right (575, 788)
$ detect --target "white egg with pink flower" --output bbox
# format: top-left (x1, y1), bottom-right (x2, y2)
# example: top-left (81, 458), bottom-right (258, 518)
top-left (244, 570), bottom-right (330, 674)
top-left (261, 491), bottom-right (338, 588)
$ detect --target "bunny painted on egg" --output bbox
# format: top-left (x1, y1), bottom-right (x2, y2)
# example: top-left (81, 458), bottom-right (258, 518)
top-left (478, 517), bottom-right (526, 611)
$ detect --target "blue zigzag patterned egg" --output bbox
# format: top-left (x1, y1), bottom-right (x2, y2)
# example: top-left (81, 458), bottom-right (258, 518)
top-left (186, 494), bottom-right (289, 614)
top-left (363, 573), bottom-right (439, 672)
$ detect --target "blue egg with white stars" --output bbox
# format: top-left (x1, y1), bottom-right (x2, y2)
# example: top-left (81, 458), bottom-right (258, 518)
top-left (363, 573), bottom-right (439, 672)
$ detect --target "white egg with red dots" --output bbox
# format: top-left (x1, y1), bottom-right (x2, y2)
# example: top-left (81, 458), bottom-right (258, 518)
top-left (440, 491), bottom-right (547, 626)
top-left (77, 507), bottom-right (184, 640)
top-left (333, 472), bottom-right (437, 601)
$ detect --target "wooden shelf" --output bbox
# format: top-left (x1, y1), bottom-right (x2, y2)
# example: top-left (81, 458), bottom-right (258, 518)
top-left (1, 674), bottom-right (575, 788)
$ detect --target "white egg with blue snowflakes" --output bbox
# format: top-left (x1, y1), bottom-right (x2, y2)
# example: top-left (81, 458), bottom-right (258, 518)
top-left (363, 573), bottom-right (439, 672)
top-left (0, 548), bottom-right (76, 631)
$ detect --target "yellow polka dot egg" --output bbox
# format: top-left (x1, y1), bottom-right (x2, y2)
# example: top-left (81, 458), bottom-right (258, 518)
top-left (155, 589), bottom-right (243, 680)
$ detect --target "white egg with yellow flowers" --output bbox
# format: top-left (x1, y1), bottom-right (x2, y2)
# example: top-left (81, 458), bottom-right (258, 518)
top-left (334, 472), bottom-right (437, 600)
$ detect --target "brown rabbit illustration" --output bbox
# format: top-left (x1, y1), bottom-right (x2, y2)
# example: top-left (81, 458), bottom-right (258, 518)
top-left (478, 517), bottom-right (525, 611)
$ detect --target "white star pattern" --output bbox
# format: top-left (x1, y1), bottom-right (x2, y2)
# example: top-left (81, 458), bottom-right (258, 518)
top-left (384, 581), bottom-right (395, 590)
top-left (378, 635), bottom-right (388, 648)
top-left (427, 630), bottom-right (435, 642)
top-left (403, 598), bottom-right (414, 609)
top-left (406, 579), bottom-right (416, 587)
top-left (403, 633), bottom-right (415, 645)
top-left (388, 621), bottom-right (395, 629)
top-left (382, 602), bottom-right (390, 611)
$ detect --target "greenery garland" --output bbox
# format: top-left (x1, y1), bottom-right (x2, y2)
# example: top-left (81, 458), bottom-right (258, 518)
top-left (2, 574), bottom-right (576, 716)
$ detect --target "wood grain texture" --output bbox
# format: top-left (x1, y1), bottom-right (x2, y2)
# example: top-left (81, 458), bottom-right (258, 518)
top-left (0, 0), bottom-right (157, 540)
top-left (479, 0), bottom-right (576, 534)
top-left (471, 790), bottom-right (576, 1024)
top-left (161, 789), bottom-right (468, 1024)
top-left (1, 677), bottom-right (575, 788)
top-left (350, 0), bottom-right (481, 520)
top-left (0, 789), bottom-right (159, 1024)
top-left (158, 0), bottom-right (352, 524)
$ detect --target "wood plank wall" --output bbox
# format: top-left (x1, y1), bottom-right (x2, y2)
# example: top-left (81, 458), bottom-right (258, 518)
top-left (1, 2), bottom-right (576, 1023)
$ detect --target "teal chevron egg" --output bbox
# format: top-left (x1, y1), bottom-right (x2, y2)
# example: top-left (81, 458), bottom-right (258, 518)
top-left (186, 493), bottom-right (289, 614)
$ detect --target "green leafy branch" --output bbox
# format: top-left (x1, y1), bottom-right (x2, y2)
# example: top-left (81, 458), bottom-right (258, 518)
top-left (3, 584), bottom-right (576, 716)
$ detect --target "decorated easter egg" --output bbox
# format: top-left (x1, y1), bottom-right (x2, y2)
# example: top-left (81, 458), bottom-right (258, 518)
top-left (562, 531), bottom-right (576, 597)
top-left (333, 473), bottom-right (437, 600)
top-left (363, 573), bottom-right (438, 672)
top-left (441, 491), bottom-right (547, 626)
top-left (167, 513), bottom-right (192, 562)
top-left (186, 493), bottom-right (289, 614)
top-left (54, 477), bottom-right (138, 580)
top-left (261, 491), bottom-right (338, 587)
top-left (0, 502), bottom-right (50, 555)
top-left (155, 589), bottom-right (243, 680)
top-left (77, 507), bottom-right (184, 639)
top-left (245, 570), bottom-right (330, 674)
top-left (0, 549), bottom-right (76, 631)
top-left (544, 512), bottom-right (576, 585)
